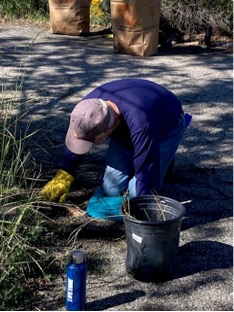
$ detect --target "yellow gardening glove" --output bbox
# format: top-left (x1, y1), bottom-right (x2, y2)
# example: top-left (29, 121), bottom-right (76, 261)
top-left (39, 169), bottom-right (74, 203)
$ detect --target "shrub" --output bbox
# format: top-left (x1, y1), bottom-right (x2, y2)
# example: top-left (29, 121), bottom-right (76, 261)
top-left (161, 0), bottom-right (233, 36)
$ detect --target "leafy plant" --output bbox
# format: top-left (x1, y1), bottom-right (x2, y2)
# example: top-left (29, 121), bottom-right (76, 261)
top-left (0, 0), bottom-right (49, 20)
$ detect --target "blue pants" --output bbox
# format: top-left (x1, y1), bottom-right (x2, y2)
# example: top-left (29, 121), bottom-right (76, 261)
top-left (101, 114), bottom-right (186, 198)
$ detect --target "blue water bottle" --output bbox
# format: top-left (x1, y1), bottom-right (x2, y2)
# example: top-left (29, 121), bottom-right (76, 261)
top-left (66, 249), bottom-right (87, 311)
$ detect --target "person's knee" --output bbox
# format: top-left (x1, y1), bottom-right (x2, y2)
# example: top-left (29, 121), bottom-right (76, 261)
top-left (102, 165), bottom-right (130, 196)
top-left (102, 183), bottom-right (124, 196)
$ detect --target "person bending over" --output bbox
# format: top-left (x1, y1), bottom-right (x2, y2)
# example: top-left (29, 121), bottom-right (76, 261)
top-left (40, 78), bottom-right (188, 203)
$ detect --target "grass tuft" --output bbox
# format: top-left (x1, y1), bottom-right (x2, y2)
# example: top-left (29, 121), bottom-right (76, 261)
top-left (0, 65), bottom-right (54, 310)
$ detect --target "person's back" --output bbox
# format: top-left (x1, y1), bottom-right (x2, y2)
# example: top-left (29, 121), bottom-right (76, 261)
top-left (83, 79), bottom-right (184, 195)
top-left (83, 78), bottom-right (183, 141)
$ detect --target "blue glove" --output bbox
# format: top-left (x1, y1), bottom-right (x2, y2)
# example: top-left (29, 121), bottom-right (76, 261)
top-left (87, 188), bottom-right (128, 221)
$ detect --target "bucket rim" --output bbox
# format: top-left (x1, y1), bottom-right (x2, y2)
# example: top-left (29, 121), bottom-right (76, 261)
top-left (122, 195), bottom-right (186, 225)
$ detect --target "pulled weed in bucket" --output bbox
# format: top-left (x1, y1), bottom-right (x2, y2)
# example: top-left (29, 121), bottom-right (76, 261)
top-left (152, 192), bottom-right (167, 221)
top-left (123, 192), bottom-right (168, 222)
top-left (122, 197), bottom-right (132, 218)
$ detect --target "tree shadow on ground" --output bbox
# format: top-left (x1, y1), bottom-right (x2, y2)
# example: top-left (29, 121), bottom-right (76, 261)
top-left (175, 240), bottom-right (233, 279)
top-left (1, 25), bottom-right (233, 312)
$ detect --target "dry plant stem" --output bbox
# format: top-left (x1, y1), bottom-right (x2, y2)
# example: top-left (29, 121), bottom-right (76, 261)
top-left (143, 209), bottom-right (152, 221)
top-left (66, 218), bottom-right (94, 246)
top-left (122, 197), bottom-right (133, 219)
top-left (152, 191), bottom-right (167, 221)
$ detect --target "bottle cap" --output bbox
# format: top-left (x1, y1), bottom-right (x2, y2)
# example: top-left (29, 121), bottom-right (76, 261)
top-left (70, 250), bottom-right (85, 264)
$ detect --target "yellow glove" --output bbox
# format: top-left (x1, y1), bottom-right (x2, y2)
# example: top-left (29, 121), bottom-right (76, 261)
top-left (39, 169), bottom-right (74, 203)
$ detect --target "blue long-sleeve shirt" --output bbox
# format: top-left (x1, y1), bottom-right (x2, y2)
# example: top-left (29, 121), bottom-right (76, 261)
top-left (62, 79), bottom-right (183, 196)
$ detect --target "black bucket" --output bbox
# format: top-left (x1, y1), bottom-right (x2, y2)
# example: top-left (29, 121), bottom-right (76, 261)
top-left (123, 195), bottom-right (186, 282)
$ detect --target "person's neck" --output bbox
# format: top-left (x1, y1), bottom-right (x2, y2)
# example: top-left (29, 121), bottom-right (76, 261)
top-left (106, 100), bottom-right (120, 115)
top-left (106, 100), bottom-right (120, 130)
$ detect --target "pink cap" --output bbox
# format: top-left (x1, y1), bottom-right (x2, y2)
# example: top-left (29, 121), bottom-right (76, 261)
top-left (65, 98), bottom-right (111, 154)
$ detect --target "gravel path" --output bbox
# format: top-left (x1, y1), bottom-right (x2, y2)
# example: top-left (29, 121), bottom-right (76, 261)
top-left (1, 23), bottom-right (233, 311)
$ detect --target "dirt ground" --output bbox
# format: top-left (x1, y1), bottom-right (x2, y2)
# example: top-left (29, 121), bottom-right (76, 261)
top-left (0, 22), bottom-right (233, 311)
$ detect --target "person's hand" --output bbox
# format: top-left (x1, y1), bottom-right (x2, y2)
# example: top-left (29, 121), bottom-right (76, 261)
top-left (39, 169), bottom-right (74, 203)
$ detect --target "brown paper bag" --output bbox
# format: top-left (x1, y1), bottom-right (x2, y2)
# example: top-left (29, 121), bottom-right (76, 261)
top-left (49, 0), bottom-right (91, 35)
top-left (110, 0), bottom-right (161, 56)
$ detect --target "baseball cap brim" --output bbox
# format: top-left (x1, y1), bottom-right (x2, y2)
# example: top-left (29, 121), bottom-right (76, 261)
top-left (65, 127), bottom-right (93, 155)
